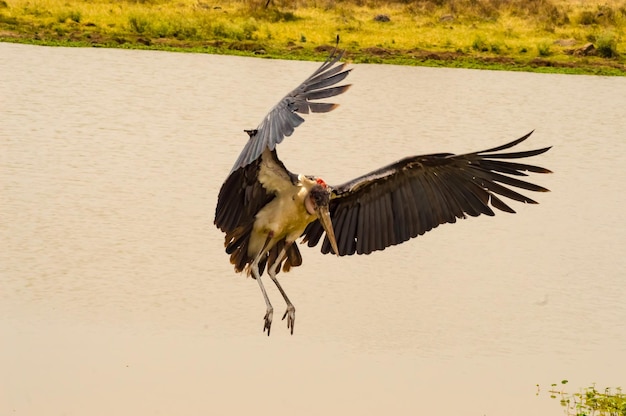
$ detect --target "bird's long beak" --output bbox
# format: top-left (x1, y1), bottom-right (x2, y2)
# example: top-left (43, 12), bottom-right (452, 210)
top-left (316, 206), bottom-right (340, 256)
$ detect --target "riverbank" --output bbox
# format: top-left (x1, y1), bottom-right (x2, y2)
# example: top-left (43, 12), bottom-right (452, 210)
top-left (1, 0), bottom-right (625, 75)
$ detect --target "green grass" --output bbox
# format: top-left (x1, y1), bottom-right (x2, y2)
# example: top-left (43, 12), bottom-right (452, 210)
top-left (541, 380), bottom-right (626, 416)
top-left (0, 0), bottom-right (625, 75)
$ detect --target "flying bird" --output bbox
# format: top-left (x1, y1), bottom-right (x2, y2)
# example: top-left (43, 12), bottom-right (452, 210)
top-left (214, 48), bottom-right (552, 335)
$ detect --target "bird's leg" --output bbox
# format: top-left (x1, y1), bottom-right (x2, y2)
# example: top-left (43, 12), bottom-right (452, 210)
top-left (252, 263), bottom-right (273, 336)
top-left (251, 234), bottom-right (274, 336)
top-left (267, 243), bottom-right (296, 335)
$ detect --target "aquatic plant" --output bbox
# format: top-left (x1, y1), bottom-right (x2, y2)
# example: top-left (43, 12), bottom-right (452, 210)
top-left (541, 380), bottom-right (626, 416)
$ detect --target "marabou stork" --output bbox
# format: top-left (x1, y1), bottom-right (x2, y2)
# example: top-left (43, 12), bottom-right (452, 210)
top-left (214, 48), bottom-right (552, 335)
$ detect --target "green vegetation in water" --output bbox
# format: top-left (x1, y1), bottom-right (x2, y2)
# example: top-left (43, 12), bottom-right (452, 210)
top-left (0, 0), bottom-right (625, 75)
top-left (539, 380), bottom-right (626, 416)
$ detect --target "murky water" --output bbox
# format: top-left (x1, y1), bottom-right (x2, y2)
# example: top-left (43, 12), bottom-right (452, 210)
top-left (1, 42), bottom-right (625, 415)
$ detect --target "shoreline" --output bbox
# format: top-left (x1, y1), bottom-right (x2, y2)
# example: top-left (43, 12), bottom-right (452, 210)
top-left (3, 35), bottom-right (625, 76)
top-left (1, 0), bottom-right (625, 76)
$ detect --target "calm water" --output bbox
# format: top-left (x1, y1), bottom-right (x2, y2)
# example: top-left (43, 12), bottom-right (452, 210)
top-left (1, 42), bottom-right (625, 415)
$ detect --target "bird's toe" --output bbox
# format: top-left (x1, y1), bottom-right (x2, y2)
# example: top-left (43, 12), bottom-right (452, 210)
top-left (282, 305), bottom-right (296, 335)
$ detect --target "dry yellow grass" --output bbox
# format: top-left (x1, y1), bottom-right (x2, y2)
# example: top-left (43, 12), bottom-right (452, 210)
top-left (1, 0), bottom-right (625, 74)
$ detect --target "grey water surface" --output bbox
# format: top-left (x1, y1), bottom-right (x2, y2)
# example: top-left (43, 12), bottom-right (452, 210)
top-left (1, 42), bottom-right (625, 415)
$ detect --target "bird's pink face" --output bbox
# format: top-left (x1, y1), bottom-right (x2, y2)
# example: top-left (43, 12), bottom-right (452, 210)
top-left (316, 178), bottom-right (327, 188)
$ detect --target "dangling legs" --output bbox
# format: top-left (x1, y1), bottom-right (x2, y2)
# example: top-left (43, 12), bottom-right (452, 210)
top-left (250, 234), bottom-right (274, 336)
top-left (267, 242), bottom-right (296, 335)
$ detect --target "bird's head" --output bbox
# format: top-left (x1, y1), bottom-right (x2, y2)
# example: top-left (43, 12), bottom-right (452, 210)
top-left (305, 178), bottom-right (340, 256)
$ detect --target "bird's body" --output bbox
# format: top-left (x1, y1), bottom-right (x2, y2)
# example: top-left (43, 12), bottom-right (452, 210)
top-left (249, 150), bottom-right (320, 260)
top-left (214, 47), bottom-right (552, 335)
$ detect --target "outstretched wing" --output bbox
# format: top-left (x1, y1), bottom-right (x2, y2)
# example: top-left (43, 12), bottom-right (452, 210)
top-left (215, 47), bottom-right (351, 259)
top-left (228, 48), bottom-right (352, 174)
top-left (302, 131), bottom-right (552, 256)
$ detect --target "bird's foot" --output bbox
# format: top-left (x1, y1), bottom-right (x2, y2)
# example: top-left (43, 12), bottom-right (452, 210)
top-left (263, 307), bottom-right (273, 336)
top-left (281, 304), bottom-right (296, 335)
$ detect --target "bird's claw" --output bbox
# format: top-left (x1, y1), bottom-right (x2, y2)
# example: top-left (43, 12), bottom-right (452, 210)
top-left (263, 307), bottom-right (273, 336)
top-left (281, 305), bottom-right (296, 335)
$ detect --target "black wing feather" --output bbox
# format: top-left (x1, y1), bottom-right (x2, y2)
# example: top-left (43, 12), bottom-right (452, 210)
top-left (302, 131), bottom-right (552, 256)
